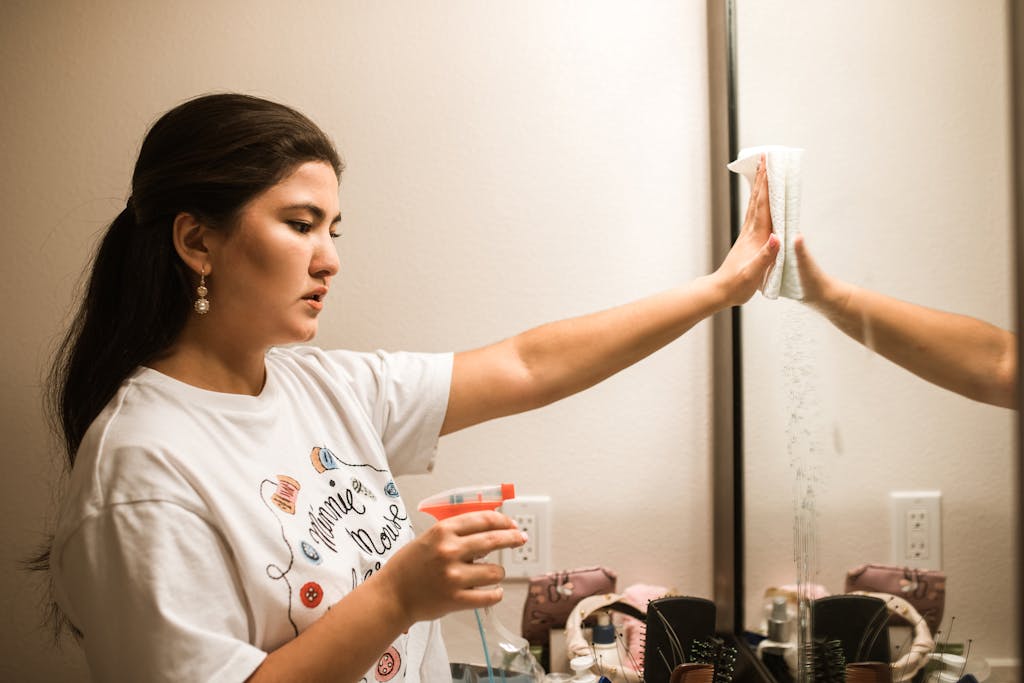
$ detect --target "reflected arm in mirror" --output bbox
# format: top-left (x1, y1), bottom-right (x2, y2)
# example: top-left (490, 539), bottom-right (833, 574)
top-left (794, 234), bottom-right (1018, 409)
top-left (441, 158), bottom-right (780, 435)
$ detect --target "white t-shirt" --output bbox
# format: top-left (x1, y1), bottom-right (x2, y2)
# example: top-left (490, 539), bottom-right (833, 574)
top-left (51, 346), bottom-right (454, 683)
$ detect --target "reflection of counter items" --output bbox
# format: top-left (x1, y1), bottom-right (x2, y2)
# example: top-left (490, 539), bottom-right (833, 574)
top-left (310, 446), bottom-right (340, 473)
top-left (271, 475), bottom-right (301, 515)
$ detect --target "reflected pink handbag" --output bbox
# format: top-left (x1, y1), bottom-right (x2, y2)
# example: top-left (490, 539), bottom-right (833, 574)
top-left (844, 563), bottom-right (946, 634)
top-left (520, 567), bottom-right (617, 645)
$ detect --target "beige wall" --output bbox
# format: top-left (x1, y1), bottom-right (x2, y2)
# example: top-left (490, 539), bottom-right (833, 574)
top-left (736, 0), bottom-right (1018, 668)
top-left (0, 1), bottom-right (714, 679)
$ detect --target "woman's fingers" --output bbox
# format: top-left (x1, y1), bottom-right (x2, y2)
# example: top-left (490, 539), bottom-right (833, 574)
top-left (440, 511), bottom-right (527, 560)
top-left (792, 233), bottom-right (839, 307)
top-left (460, 558), bottom-right (508, 587)
top-left (742, 155), bottom-right (766, 228)
top-left (792, 233), bottom-right (819, 285)
top-left (444, 509), bottom-right (517, 535)
top-left (793, 232), bottom-right (809, 261)
top-left (749, 158), bottom-right (772, 239)
top-left (469, 526), bottom-right (528, 556)
top-left (455, 584), bottom-right (506, 609)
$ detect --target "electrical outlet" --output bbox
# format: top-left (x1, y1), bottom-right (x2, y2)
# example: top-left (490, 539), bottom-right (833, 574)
top-left (889, 491), bottom-right (942, 569)
top-left (500, 495), bottom-right (551, 578)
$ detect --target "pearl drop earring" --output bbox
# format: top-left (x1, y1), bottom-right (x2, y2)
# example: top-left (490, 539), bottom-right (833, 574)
top-left (194, 267), bottom-right (210, 315)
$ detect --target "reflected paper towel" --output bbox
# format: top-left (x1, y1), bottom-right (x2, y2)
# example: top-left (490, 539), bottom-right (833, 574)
top-left (727, 145), bottom-right (804, 300)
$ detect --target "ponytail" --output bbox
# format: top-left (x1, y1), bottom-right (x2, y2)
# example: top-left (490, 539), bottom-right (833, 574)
top-left (48, 203), bottom-right (190, 461)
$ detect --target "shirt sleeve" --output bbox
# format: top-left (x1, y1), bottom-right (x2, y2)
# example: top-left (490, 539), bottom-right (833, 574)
top-left (54, 501), bottom-right (267, 683)
top-left (302, 348), bottom-right (453, 476)
top-left (370, 350), bottom-right (453, 475)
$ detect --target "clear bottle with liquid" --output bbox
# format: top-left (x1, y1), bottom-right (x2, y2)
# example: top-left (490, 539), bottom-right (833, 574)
top-left (478, 605), bottom-right (545, 682)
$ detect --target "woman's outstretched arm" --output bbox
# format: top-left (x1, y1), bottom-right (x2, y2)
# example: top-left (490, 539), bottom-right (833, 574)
top-left (442, 156), bottom-right (779, 434)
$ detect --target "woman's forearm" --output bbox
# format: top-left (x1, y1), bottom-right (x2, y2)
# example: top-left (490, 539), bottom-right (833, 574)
top-left (795, 234), bottom-right (1017, 408)
top-left (247, 511), bottom-right (525, 682)
top-left (512, 275), bottom-right (728, 406)
top-left (246, 574), bottom-right (411, 683)
top-left (442, 275), bottom-right (731, 434)
top-left (814, 282), bottom-right (1017, 408)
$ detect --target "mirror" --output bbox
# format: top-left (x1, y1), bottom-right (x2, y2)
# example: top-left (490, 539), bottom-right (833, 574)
top-left (732, 0), bottom-right (1017, 679)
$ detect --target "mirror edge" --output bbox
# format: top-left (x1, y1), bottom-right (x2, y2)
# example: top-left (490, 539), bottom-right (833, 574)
top-left (1011, 0), bottom-right (1023, 665)
top-left (710, 1), bottom-right (775, 681)
top-left (708, 0), bottom-right (740, 634)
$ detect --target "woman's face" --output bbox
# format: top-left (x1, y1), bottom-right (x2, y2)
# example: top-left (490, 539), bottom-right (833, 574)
top-left (205, 160), bottom-right (342, 350)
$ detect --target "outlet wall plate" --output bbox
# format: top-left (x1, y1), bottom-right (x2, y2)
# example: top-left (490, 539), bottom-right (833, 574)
top-left (889, 490), bottom-right (942, 569)
top-left (500, 495), bottom-right (552, 578)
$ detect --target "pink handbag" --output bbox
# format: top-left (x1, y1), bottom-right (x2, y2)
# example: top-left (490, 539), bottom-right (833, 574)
top-left (520, 566), bottom-right (617, 645)
top-left (844, 563), bottom-right (946, 634)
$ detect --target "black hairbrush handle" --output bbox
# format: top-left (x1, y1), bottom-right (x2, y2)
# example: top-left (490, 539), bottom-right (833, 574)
top-left (642, 596), bottom-right (717, 683)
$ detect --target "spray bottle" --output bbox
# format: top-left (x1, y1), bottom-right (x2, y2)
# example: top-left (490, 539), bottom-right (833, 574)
top-left (418, 483), bottom-right (545, 682)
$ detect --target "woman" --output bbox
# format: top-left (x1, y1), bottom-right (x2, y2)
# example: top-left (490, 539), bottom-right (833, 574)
top-left (793, 234), bottom-right (1018, 409)
top-left (43, 93), bottom-right (777, 682)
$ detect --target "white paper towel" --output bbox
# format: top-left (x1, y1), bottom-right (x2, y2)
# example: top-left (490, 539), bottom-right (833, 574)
top-left (727, 145), bottom-right (805, 300)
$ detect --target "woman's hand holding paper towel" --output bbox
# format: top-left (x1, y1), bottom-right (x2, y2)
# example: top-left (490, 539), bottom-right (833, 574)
top-left (711, 155), bottom-right (781, 306)
top-left (727, 146), bottom-right (804, 299)
top-left (793, 234), bottom-right (1018, 409)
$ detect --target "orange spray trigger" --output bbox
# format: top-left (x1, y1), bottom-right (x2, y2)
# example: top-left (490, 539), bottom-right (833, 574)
top-left (417, 483), bottom-right (516, 521)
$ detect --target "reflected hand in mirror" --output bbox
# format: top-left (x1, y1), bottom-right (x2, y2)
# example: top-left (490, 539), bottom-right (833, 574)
top-left (793, 233), bottom-right (1018, 409)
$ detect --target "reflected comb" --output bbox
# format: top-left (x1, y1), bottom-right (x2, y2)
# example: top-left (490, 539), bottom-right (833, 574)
top-left (690, 637), bottom-right (737, 683)
top-left (808, 638), bottom-right (846, 683)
